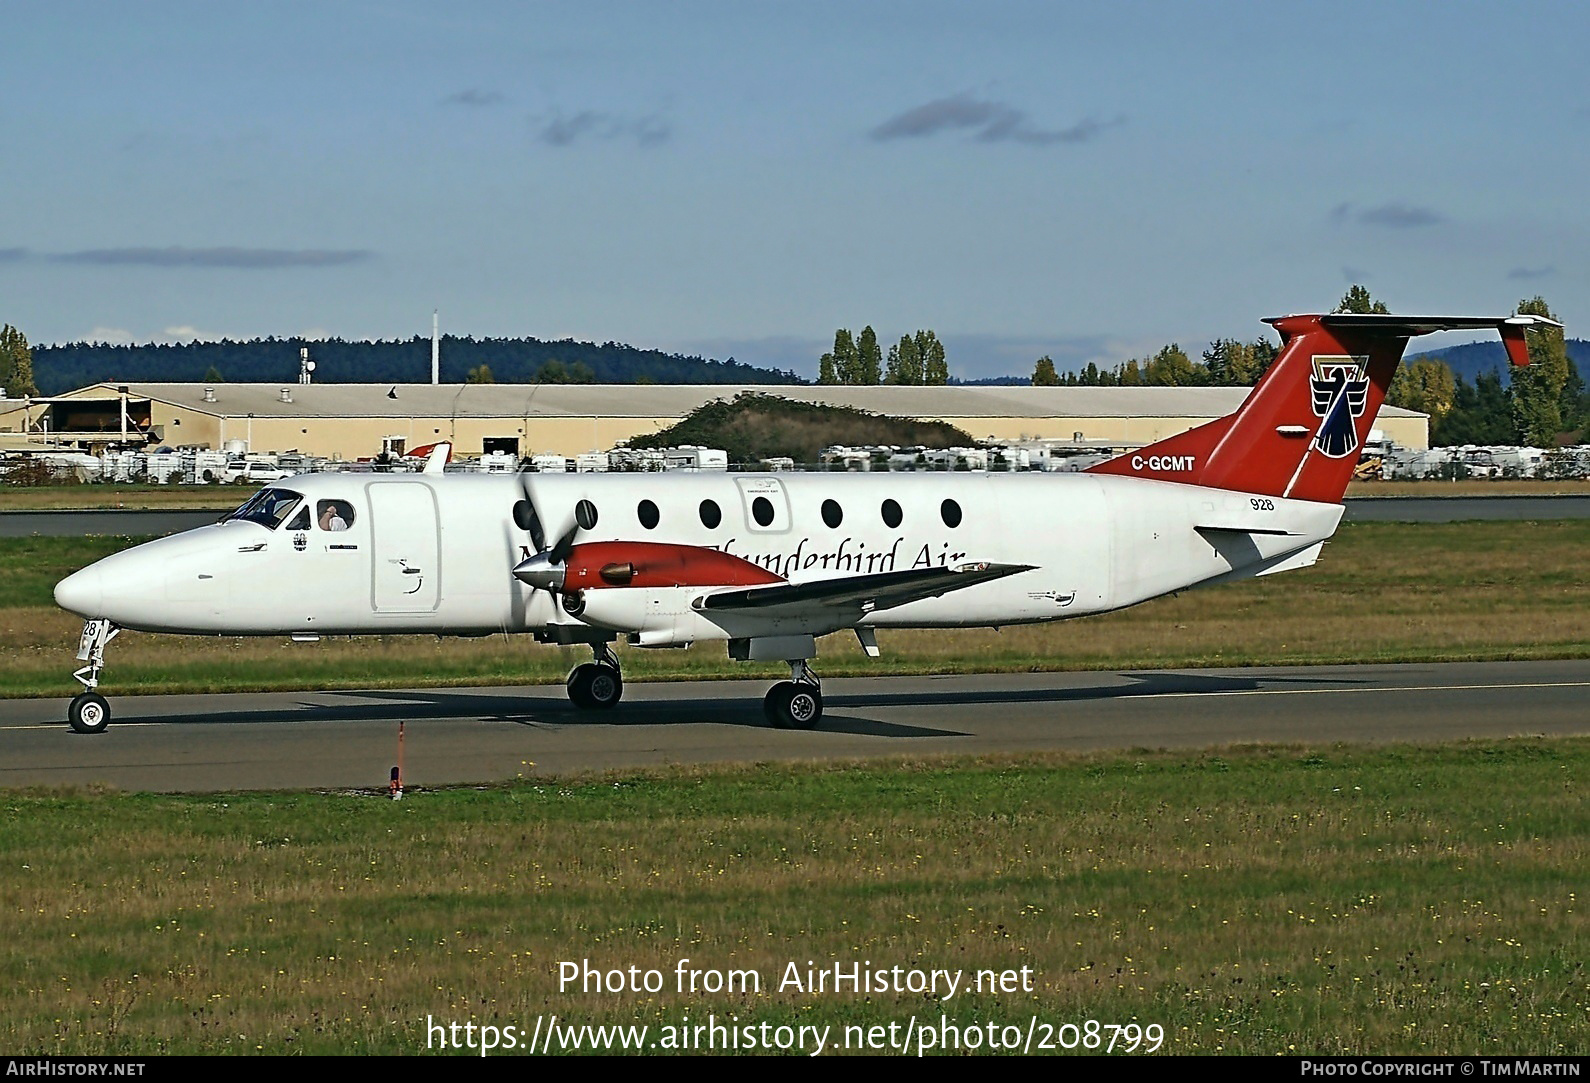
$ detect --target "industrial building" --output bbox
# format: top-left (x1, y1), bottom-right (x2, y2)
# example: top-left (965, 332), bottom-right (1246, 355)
top-left (1, 381), bottom-right (1430, 460)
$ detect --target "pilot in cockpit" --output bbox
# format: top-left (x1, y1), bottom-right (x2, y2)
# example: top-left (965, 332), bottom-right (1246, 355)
top-left (318, 501), bottom-right (351, 531)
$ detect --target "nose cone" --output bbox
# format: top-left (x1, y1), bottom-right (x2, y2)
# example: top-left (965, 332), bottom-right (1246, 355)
top-left (55, 564), bottom-right (105, 618)
top-left (512, 552), bottom-right (566, 592)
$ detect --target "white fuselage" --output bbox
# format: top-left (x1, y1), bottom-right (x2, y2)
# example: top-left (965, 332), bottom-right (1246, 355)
top-left (54, 471), bottom-right (1343, 643)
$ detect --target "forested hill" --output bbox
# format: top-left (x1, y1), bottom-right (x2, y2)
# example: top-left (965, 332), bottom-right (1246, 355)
top-left (1409, 338), bottom-right (1590, 388)
top-left (30, 336), bottom-right (802, 395)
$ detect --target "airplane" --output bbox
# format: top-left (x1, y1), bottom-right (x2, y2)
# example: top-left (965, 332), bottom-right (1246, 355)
top-left (51, 311), bottom-right (1553, 734)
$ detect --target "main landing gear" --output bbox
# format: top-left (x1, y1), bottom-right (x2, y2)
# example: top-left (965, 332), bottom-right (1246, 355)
top-left (566, 642), bottom-right (623, 710)
top-left (764, 659), bottom-right (822, 730)
top-left (68, 619), bottom-right (119, 734)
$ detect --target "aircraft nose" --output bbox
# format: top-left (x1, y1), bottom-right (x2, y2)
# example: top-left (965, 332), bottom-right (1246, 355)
top-left (55, 564), bottom-right (105, 618)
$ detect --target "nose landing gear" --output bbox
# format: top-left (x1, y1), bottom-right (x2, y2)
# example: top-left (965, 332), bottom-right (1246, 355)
top-left (68, 619), bottom-right (120, 734)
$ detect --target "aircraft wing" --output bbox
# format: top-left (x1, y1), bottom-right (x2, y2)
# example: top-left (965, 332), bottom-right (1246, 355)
top-left (696, 561), bottom-right (1035, 617)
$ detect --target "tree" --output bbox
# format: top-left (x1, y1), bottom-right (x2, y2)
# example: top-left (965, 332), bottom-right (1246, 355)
top-left (0, 324), bottom-right (37, 397)
top-left (1510, 296), bottom-right (1568, 446)
top-left (1333, 284), bottom-right (1389, 315)
top-left (830, 329), bottom-right (859, 384)
top-left (1433, 371), bottom-right (1517, 446)
top-left (1387, 358), bottom-right (1457, 423)
top-left (203, 365), bottom-right (224, 383)
top-left (1143, 343), bottom-right (1197, 386)
top-left (1031, 355), bottom-right (1059, 386)
top-left (466, 364), bottom-right (495, 384)
top-left (917, 330), bottom-right (948, 384)
top-left (1202, 337), bottom-right (1276, 386)
top-left (818, 351), bottom-right (838, 385)
top-left (886, 334), bottom-right (922, 384)
top-left (856, 326), bottom-right (883, 385)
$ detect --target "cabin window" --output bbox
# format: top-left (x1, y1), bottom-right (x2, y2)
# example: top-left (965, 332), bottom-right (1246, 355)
top-left (637, 499), bottom-right (660, 530)
top-left (512, 500), bottom-right (536, 532)
top-left (575, 499), bottom-right (598, 530)
top-left (881, 499), bottom-right (903, 529)
top-left (751, 496), bottom-right (775, 527)
top-left (317, 500), bottom-right (355, 531)
top-left (821, 498), bottom-right (843, 528)
top-left (940, 499), bottom-right (962, 528)
top-left (699, 499), bottom-right (722, 529)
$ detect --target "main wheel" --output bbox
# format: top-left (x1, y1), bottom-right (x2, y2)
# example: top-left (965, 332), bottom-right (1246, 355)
top-left (68, 692), bottom-right (110, 735)
top-left (567, 664), bottom-right (622, 710)
top-left (763, 682), bottom-right (821, 730)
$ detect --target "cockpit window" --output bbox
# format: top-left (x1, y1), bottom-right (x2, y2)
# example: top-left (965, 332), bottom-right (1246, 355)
top-left (224, 488), bottom-right (304, 529)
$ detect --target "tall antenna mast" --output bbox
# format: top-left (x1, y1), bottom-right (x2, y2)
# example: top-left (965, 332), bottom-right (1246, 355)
top-left (431, 310), bottom-right (439, 385)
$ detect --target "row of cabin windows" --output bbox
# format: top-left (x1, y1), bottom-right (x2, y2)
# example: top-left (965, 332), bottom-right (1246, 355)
top-left (668, 496), bottom-right (960, 531)
top-left (512, 496), bottom-right (963, 533)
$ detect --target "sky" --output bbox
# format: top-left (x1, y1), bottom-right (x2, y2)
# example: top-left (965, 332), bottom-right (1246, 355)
top-left (3, 1), bottom-right (1586, 380)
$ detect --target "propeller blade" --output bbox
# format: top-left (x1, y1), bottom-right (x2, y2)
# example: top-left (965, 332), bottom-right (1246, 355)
top-left (549, 520), bottom-right (580, 566)
top-left (517, 472), bottom-right (548, 553)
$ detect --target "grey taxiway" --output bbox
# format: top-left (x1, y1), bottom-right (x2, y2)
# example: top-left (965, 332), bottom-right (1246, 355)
top-left (0, 660), bottom-right (1584, 793)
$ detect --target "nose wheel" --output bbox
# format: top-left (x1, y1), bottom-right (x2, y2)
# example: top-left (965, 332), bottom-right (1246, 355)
top-left (567, 642), bottom-right (623, 710)
top-left (67, 620), bottom-right (119, 734)
top-left (68, 692), bottom-right (111, 735)
top-left (764, 660), bottom-right (822, 730)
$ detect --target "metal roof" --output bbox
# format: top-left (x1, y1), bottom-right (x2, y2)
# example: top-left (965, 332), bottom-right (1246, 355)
top-left (67, 382), bottom-right (1426, 420)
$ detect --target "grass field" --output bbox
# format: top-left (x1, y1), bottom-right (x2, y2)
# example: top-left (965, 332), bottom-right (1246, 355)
top-left (1, 520), bottom-right (1586, 699)
top-left (0, 484), bottom-right (239, 511)
top-left (1, 742), bottom-right (1584, 1055)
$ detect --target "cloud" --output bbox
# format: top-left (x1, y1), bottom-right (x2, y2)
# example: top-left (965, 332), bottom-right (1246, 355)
top-left (1507, 265), bottom-right (1557, 280)
top-left (870, 95), bottom-right (1122, 145)
top-left (162, 325), bottom-right (222, 342)
top-left (52, 247), bottom-right (373, 268)
top-left (443, 89), bottom-right (504, 107)
top-left (1330, 201), bottom-right (1445, 228)
top-left (536, 110), bottom-right (672, 148)
top-left (83, 327), bottom-right (135, 345)
top-left (0, 247), bottom-right (28, 262)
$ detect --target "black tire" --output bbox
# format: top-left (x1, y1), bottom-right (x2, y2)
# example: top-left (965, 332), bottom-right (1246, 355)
top-left (68, 692), bottom-right (110, 735)
top-left (764, 682), bottom-right (822, 730)
top-left (566, 665), bottom-right (593, 709)
top-left (763, 683), bottom-right (792, 728)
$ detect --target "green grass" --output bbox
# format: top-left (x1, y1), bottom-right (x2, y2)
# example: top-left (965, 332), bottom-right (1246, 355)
top-left (2, 520), bottom-right (1587, 698)
top-left (1, 742), bottom-right (1584, 1054)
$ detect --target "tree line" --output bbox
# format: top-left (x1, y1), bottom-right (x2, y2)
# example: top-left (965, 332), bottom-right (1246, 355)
top-left (819, 327), bottom-right (949, 385)
top-left (22, 335), bottom-right (800, 395)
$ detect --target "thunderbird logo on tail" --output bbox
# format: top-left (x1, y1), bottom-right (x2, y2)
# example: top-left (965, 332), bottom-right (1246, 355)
top-left (1309, 355), bottom-right (1370, 458)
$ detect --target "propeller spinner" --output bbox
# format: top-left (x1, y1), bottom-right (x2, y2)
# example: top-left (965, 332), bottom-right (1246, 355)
top-left (510, 474), bottom-right (591, 594)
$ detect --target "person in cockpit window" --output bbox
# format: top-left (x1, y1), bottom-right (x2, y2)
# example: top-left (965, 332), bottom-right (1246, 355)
top-left (318, 501), bottom-right (351, 531)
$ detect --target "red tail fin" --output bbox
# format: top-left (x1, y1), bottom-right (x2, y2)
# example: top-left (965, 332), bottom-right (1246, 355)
top-left (1087, 313), bottom-right (1556, 502)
